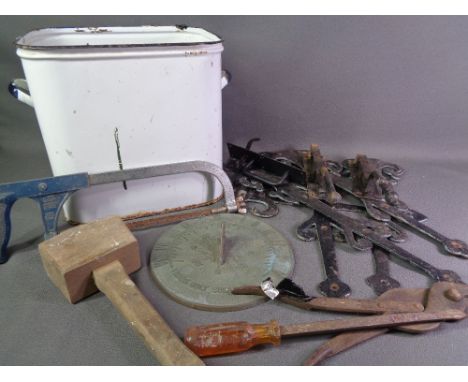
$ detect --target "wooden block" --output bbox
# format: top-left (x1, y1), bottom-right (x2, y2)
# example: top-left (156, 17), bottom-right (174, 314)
top-left (39, 216), bottom-right (140, 303)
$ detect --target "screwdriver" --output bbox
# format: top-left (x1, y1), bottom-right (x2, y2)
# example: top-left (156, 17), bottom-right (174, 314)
top-left (184, 309), bottom-right (465, 357)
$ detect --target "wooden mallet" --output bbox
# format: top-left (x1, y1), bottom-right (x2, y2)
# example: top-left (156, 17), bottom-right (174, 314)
top-left (38, 215), bottom-right (204, 366)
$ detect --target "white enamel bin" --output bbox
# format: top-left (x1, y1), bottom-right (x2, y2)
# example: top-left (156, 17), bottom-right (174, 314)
top-left (11, 26), bottom-right (229, 223)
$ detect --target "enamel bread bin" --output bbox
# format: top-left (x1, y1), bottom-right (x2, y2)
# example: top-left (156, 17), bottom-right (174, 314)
top-left (11, 26), bottom-right (229, 223)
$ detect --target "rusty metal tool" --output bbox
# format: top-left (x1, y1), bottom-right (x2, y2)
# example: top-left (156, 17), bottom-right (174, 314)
top-left (340, 155), bottom-right (405, 182)
top-left (297, 205), bottom-right (404, 296)
top-left (297, 212), bottom-right (351, 298)
top-left (304, 281), bottom-right (468, 365)
top-left (273, 148), bottom-right (400, 219)
top-left (183, 309), bottom-right (464, 357)
top-left (227, 142), bottom-right (306, 187)
top-left (268, 189), bottom-right (301, 206)
top-left (237, 189), bottom-right (279, 218)
top-left (124, 194), bottom-right (246, 231)
top-left (232, 176), bottom-right (279, 218)
top-left (346, 154), bottom-right (402, 209)
top-left (229, 143), bottom-right (402, 225)
top-left (229, 144), bottom-right (422, 225)
top-left (332, 164), bottom-right (468, 258)
top-left (232, 278), bottom-right (424, 314)
top-left (303, 144), bottom-right (342, 205)
top-left (333, 204), bottom-right (408, 243)
top-left (332, 173), bottom-right (393, 222)
top-left (376, 201), bottom-right (468, 259)
top-left (227, 143), bottom-right (465, 279)
top-left (322, 156), bottom-right (427, 224)
top-left (280, 184), bottom-right (463, 283)
top-left (298, 201), bottom-right (406, 241)
top-left (339, 155), bottom-right (411, 222)
top-left (398, 281), bottom-right (468, 333)
top-left (298, 215), bottom-right (404, 298)
top-left (366, 246), bottom-right (401, 295)
top-left (0, 160), bottom-right (238, 264)
top-left (303, 286), bottom-right (427, 365)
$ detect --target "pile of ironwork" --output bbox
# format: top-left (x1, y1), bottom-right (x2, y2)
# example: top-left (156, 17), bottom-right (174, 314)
top-left (225, 140), bottom-right (468, 298)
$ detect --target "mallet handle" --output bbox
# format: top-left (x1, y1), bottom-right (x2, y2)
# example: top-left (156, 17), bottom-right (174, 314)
top-left (93, 261), bottom-right (204, 366)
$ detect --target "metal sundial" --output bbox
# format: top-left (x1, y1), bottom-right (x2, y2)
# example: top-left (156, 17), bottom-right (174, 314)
top-left (150, 214), bottom-right (295, 311)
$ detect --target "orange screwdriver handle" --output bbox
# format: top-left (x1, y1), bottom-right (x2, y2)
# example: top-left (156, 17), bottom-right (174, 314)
top-left (184, 320), bottom-right (281, 357)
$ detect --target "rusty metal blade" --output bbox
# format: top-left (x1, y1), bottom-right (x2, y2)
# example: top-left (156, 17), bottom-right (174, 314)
top-left (280, 309), bottom-right (465, 337)
top-left (303, 329), bottom-right (388, 366)
top-left (231, 285), bottom-right (424, 314)
top-left (304, 287), bottom-right (428, 365)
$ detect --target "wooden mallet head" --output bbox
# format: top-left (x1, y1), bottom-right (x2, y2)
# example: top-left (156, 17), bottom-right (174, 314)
top-left (39, 216), bottom-right (140, 303)
top-left (38, 215), bottom-right (204, 365)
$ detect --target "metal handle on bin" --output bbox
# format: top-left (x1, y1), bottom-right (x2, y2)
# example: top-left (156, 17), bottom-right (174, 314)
top-left (8, 78), bottom-right (34, 107)
top-left (221, 70), bottom-right (231, 89)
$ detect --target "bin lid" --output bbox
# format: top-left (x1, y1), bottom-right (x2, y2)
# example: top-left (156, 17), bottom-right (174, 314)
top-left (16, 25), bottom-right (223, 50)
